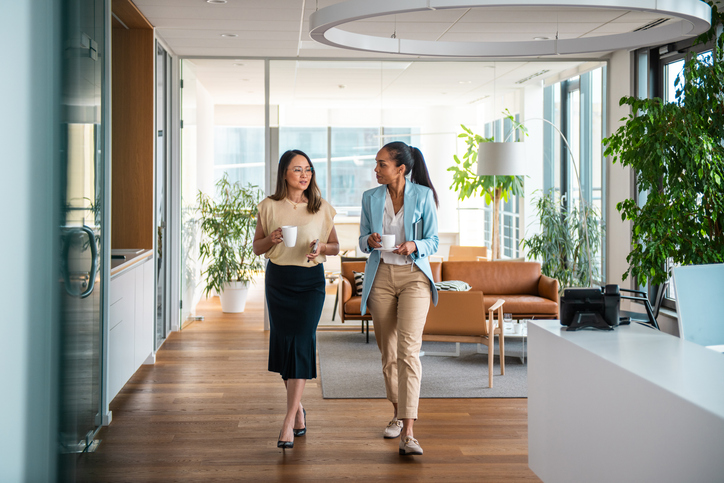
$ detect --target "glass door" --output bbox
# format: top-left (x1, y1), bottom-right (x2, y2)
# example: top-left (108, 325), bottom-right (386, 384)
top-left (156, 42), bottom-right (172, 348)
top-left (58, 0), bottom-right (106, 477)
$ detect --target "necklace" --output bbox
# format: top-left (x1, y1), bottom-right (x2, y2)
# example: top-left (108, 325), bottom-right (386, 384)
top-left (285, 197), bottom-right (307, 210)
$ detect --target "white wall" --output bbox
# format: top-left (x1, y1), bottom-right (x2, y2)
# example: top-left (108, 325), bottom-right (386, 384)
top-left (606, 50), bottom-right (635, 290)
top-left (0, 0), bottom-right (59, 480)
top-left (196, 81), bottom-right (216, 198)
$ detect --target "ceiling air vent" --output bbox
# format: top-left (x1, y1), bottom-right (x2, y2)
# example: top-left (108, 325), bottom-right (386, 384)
top-left (515, 69), bottom-right (550, 84)
top-left (634, 18), bottom-right (670, 32)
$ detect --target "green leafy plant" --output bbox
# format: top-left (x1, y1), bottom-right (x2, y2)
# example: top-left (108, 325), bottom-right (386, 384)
top-left (197, 174), bottom-right (264, 298)
top-left (448, 110), bottom-right (526, 259)
top-left (521, 190), bottom-right (604, 292)
top-left (603, 2), bottom-right (724, 286)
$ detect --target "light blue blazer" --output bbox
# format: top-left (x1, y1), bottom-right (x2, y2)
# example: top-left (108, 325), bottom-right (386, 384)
top-left (358, 181), bottom-right (439, 316)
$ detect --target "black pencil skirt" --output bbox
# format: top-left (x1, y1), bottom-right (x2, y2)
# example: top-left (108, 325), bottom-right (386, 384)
top-left (265, 260), bottom-right (326, 380)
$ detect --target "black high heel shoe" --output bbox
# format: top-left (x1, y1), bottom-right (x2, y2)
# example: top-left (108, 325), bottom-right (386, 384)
top-left (293, 408), bottom-right (307, 437)
top-left (277, 431), bottom-right (293, 449)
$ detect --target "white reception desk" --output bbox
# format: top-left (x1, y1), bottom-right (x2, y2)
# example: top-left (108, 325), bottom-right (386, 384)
top-left (528, 320), bottom-right (724, 483)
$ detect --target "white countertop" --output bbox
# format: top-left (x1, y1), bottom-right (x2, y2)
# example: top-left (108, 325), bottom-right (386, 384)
top-left (110, 249), bottom-right (152, 277)
top-left (532, 320), bottom-right (724, 421)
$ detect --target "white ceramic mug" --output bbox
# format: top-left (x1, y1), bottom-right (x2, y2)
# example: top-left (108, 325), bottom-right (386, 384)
top-left (281, 225), bottom-right (297, 247)
top-left (381, 234), bottom-right (395, 249)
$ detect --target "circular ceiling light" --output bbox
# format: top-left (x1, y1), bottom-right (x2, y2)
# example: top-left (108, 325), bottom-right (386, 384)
top-left (206, 0), bottom-right (227, 4)
top-left (309, 1), bottom-right (711, 57)
top-left (221, 33), bottom-right (238, 38)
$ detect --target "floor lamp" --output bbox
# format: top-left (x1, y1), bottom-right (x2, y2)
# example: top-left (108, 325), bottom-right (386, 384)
top-left (477, 118), bottom-right (593, 285)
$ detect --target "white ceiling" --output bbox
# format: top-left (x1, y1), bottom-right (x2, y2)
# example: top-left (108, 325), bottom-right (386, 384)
top-left (131, 0), bottom-right (708, 106)
top-left (131, 0), bottom-right (691, 58)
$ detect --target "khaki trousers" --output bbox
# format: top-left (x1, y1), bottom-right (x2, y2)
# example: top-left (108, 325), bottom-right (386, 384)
top-left (367, 262), bottom-right (431, 420)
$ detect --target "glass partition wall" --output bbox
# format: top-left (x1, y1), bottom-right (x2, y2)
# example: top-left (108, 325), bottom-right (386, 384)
top-left (180, 58), bottom-right (603, 318)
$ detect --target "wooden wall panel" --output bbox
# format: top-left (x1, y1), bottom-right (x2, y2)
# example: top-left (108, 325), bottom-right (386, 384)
top-left (111, 28), bottom-right (154, 250)
top-left (112, 0), bottom-right (153, 29)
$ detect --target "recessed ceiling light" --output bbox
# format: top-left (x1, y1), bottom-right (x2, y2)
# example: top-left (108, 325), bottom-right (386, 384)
top-left (338, 84), bottom-right (346, 89)
top-left (221, 33), bottom-right (238, 38)
top-left (533, 37), bottom-right (550, 41)
top-left (233, 63), bottom-right (244, 66)
top-left (207, 0), bottom-right (227, 4)
top-left (459, 80), bottom-right (472, 84)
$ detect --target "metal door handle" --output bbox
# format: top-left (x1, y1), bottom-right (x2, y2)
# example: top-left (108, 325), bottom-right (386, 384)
top-left (79, 225), bottom-right (97, 298)
top-left (62, 225), bottom-right (98, 298)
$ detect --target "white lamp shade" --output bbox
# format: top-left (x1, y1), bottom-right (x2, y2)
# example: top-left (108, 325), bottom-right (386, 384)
top-left (477, 142), bottom-right (527, 176)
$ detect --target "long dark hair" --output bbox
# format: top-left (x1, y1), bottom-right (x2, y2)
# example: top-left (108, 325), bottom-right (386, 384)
top-left (382, 141), bottom-right (439, 207)
top-left (269, 149), bottom-right (322, 214)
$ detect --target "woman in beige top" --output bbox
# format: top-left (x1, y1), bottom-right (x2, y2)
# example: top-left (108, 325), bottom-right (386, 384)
top-left (253, 149), bottom-right (339, 450)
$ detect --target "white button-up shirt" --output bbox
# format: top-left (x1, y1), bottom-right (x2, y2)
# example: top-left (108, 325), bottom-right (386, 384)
top-left (381, 189), bottom-right (411, 265)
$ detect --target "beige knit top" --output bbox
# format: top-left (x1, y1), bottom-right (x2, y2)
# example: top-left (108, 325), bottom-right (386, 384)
top-left (257, 197), bottom-right (337, 267)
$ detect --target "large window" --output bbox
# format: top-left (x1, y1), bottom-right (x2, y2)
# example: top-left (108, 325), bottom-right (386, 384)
top-left (543, 66), bottom-right (606, 281)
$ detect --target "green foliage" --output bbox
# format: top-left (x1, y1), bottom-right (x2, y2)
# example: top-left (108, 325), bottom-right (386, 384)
top-left (603, 3), bottom-right (724, 286)
top-left (197, 174), bottom-right (264, 298)
top-left (521, 191), bottom-right (603, 291)
top-left (448, 110), bottom-right (526, 204)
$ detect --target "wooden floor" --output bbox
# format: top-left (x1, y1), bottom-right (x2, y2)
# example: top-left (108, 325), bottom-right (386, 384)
top-left (78, 285), bottom-right (540, 482)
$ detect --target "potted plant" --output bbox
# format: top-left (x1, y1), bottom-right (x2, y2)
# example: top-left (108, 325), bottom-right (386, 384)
top-left (448, 110), bottom-right (526, 259)
top-left (197, 174), bottom-right (264, 313)
top-left (521, 190), bottom-right (604, 292)
top-left (603, 3), bottom-right (724, 286)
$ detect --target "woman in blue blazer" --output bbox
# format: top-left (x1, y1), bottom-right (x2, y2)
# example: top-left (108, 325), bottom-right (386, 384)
top-left (358, 141), bottom-right (439, 456)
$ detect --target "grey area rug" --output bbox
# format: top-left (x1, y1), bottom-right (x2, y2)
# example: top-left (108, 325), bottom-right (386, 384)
top-left (316, 331), bottom-right (527, 398)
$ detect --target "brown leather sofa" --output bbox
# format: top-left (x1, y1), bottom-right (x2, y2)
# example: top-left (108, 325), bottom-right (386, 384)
top-left (338, 259), bottom-right (559, 342)
top-left (429, 260), bottom-right (559, 321)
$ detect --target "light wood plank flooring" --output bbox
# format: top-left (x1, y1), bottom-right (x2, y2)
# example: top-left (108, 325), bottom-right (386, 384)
top-left (78, 285), bottom-right (540, 482)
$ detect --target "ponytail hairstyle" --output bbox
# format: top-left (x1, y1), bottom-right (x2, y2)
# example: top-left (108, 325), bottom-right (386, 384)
top-left (269, 149), bottom-right (322, 214)
top-left (382, 141), bottom-right (439, 207)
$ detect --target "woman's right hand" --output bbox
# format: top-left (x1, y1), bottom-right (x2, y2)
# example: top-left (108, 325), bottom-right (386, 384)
top-left (269, 227), bottom-right (283, 245)
top-left (367, 232), bottom-right (382, 249)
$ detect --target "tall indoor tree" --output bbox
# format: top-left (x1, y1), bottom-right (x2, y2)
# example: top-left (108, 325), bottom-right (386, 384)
top-left (603, 2), bottom-right (724, 286)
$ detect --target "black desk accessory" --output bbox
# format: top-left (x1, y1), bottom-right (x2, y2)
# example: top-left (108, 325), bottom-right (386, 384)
top-left (560, 284), bottom-right (621, 331)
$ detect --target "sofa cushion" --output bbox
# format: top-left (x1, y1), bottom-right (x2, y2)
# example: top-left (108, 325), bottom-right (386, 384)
top-left (443, 261), bottom-right (541, 295)
top-left (344, 296), bottom-right (363, 315)
top-left (352, 271), bottom-right (365, 295)
top-left (483, 294), bottom-right (558, 316)
top-left (434, 280), bottom-right (472, 291)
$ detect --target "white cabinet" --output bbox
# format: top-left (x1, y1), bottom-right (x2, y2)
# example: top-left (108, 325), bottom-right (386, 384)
top-left (134, 259), bottom-right (154, 367)
top-left (108, 256), bottom-right (155, 404)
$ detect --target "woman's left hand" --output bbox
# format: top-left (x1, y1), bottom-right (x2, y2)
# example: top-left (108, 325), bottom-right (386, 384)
top-left (393, 241), bottom-right (417, 256)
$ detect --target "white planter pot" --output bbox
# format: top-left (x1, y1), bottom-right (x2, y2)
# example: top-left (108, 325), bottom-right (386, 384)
top-left (219, 281), bottom-right (250, 313)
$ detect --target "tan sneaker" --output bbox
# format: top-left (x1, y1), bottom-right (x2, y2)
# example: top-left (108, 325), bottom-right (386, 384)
top-left (399, 436), bottom-right (423, 455)
top-left (383, 418), bottom-right (403, 439)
